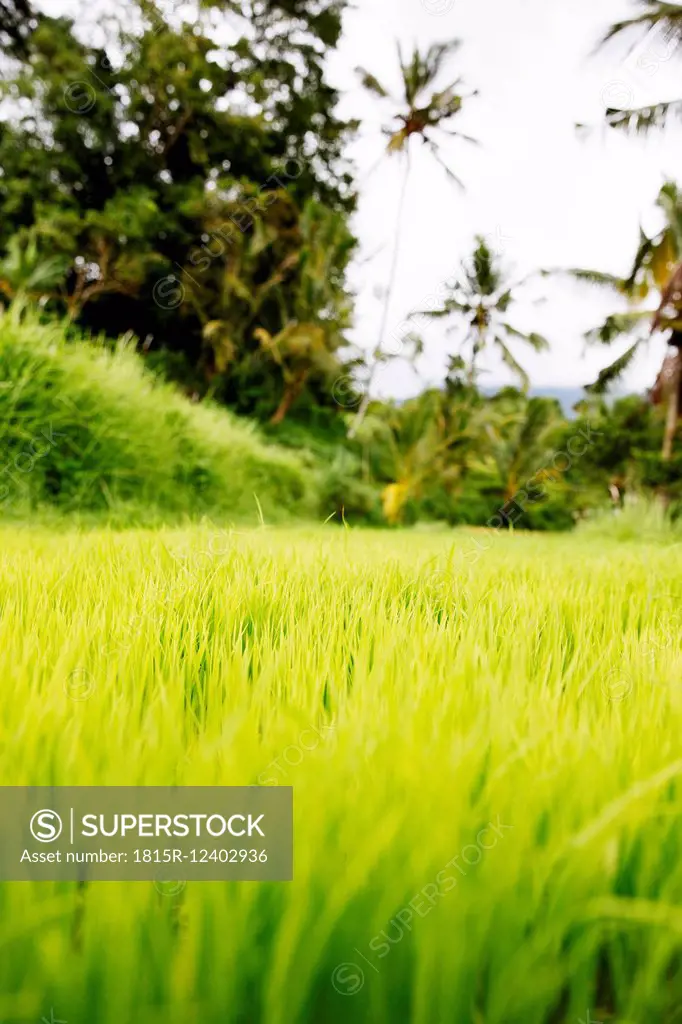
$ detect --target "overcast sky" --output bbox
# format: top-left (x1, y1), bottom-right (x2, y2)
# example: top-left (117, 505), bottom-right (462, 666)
top-left (327, 0), bottom-right (682, 398)
top-left (41, 0), bottom-right (682, 398)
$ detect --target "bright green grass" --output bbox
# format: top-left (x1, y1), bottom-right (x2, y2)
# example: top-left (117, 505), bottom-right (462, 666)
top-left (1, 524), bottom-right (681, 1023)
top-left (0, 311), bottom-right (313, 522)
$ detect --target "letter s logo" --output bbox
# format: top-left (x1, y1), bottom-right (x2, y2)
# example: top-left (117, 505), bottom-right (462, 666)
top-left (30, 809), bottom-right (63, 843)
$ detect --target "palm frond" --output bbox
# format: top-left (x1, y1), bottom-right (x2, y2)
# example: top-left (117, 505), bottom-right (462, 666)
top-left (501, 324), bottom-right (550, 352)
top-left (423, 137), bottom-right (465, 189)
top-left (605, 99), bottom-right (682, 134)
top-left (413, 298), bottom-right (470, 319)
top-left (494, 338), bottom-right (530, 391)
top-left (600, 2), bottom-right (682, 51)
top-left (527, 332), bottom-right (551, 352)
top-left (649, 231), bottom-right (677, 288)
top-left (539, 267), bottom-right (626, 291)
top-left (411, 308), bottom-right (447, 320)
top-left (399, 40), bottom-right (463, 105)
top-left (464, 237), bottom-right (502, 295)
top-left (623, 229), bottom-right (655, 292)
top-left (421, 40), bottom-right (463, 89)
top-left (385, 127), bottom-right (409, 153)
top-left (437, 125), bottom-right (480, 145)
top-left (516, 396), bottom-right (556, 451)
top-left (657, 181), bottom-right (682, 252)
top-left (26, 256), bottom-right (70, 291)
top-left (585, 309), bottom-right (656, 345)
top-left (652, 261), bottom-right (682, 331)
top-left (356, 67), bottom-right (391, 99)
top-left (421, 94), bottom-right (464, 126)
top-left (496, 289), bottom-right (512, 313)
top-left (587, 341), bottom-right (642, 393)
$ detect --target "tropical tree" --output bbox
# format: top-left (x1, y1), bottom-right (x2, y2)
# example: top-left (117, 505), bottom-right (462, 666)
top-left (555, 181), bottom-right (682, 459)
top-left (26, 189), bottom-right (167, 321)
top-left (414, 237), bottom-right (549, 389)
top-left (567, 393), bottom-right (667, 507)
top-left (349, 40), bottom-right (477, 436)
top-left (188, 193), bottom-right (355, 422)
top-left (358, 384), bottom-right (489, 524)
top-left (254, 323), bottom-right (337, 424)
top-left (0, 0), bottom-right (357, 418)
top-left (486, 392), bottom-right (563, 504)
top-left (600, 0), bottom-right (682, 134)
top-left (256, 203), bottom-right (355, 423)
top-left (183, 188), bottom-right (302, 380)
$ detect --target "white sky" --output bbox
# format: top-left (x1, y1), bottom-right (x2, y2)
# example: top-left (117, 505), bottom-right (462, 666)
top-left (38, 0), bottom-right (682, 398)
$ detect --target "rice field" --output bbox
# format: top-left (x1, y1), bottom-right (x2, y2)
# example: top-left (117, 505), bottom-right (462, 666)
top-left (1, 523), bottom-right (681, 1023)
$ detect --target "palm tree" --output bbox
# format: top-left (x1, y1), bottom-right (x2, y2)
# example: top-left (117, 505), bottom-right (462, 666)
top-left (189, 191), bottom-right (353, 422)
top-left (413, 237), bottom-right (549, 390)
top-left (190, 189), bottom-right (301, 378)
top-left (358, 386), bottom-right (489, 525)
top-left (348, 40), bottom-right (477, 437)
top-left (600, 1), bottom-right (682, 134)
top-left (255, 323), bottom-right (338, 424)
top-left (554, 182), bottom-right (682, 459)
top-left (486, 392), bottom-right (563, 505)
top-left (255, 202), bottom-right (355, 424)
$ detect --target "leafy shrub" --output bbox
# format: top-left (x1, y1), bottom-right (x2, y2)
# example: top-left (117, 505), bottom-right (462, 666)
top-left (522, 495), bottom-right (576, 532)
top-left (318, 455), bottom-right (383, 525)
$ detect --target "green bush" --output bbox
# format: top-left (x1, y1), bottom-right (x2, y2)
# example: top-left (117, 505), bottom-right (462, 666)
top-left (318, 455), bottom-right (383, 525)
top-left (522, 494), bottom-right (576, 532)
top-left (0, 309), bottom-right (315, 523)
top-left (417, 477), bottom-right (577, 532)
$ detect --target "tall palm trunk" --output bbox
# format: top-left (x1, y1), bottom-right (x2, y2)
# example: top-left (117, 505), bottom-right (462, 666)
top-left (662, 348), bottom-right (682, 461)
top-left (348, 151), bottom-right (412, 439)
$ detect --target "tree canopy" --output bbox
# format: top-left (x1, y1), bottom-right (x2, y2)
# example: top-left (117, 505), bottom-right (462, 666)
top-left (0, 0), bottom-right (357, 420)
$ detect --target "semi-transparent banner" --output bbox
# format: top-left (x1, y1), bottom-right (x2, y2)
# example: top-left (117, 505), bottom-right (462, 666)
top-left (0, 787), bottom-right (292, 881)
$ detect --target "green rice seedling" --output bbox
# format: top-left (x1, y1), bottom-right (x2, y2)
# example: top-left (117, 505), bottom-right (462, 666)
top-left (0, 525), bottom-right (680, 1022)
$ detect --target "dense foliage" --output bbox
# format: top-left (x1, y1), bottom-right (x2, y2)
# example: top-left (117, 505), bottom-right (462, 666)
top-left (1, 0), bottom-right (682, 529)
top-left (0, 0), bottom-right (357, 420)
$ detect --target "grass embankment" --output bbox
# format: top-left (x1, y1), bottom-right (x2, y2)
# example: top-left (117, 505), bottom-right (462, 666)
top-left (0, 525), bottom-right (681, 1022)
top-left (0, 310), bottom-right (314, 523)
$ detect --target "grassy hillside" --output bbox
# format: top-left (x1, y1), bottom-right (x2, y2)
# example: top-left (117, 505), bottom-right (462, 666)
top-left (1, 524), bottom-right (681, 1022)
top-left (0, 309), bottom-right (315, 524)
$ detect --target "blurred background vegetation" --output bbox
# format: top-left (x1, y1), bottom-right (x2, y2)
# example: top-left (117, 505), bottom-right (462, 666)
top-left (0, 0), bottom-right (682, 529)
